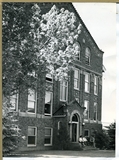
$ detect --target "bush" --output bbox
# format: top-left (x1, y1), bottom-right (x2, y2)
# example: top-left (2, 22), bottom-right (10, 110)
top-left (53, 124), bottom-right (70, 150)
top-left (94, 130), bottom-right (109, 149)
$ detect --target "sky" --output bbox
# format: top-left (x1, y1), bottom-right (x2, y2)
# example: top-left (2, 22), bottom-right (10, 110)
top-left (73, 3), bottom-right (116, 126)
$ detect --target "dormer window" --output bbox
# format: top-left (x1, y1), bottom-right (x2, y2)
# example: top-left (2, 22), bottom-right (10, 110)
top-left (85, 47), bottom-right (90, 65)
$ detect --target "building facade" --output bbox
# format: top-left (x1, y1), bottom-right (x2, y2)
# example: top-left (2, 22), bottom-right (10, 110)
top-left (10, 3), bottom-right (104, 151)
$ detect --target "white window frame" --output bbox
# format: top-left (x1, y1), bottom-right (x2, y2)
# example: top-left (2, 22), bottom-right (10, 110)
top-left (74, 68), bottom-right (80, 90)
top-left (85, 72), bottom-right (90, 93)
top-left (94, 75), bottom-right (98, 95)
top-left (10, 94), bottom-right (18, 111)
top-left (27, 126), bottom-right (37, 147)
top-left (27, 89), bottom-right (37, 114)
top-left (60, 80), bottom-right (68, 101)
top-left (94, 102), bottom-right (97, 121)
top-left (44, 91), bottom-right (53, 116)
top-left (84, 100), bottom-right (89, 120)
top-left (44, 127), bottom-right (53, 146)
top-left (84, 129), bottom-right (90, 137)
top-left (85, 47), bottom-right (90, 65)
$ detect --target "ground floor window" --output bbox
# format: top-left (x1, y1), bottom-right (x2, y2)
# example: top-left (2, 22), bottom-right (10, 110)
top-left (27, 126), bottom-right (37, 146)
top-left (44, 128), bottom-right (53, 146)
top-left (84, 129), bottom-right (90, 137)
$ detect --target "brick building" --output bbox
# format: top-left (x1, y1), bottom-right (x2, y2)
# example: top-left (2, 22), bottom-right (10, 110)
top-left (10, 3), bottom-right (104, 151)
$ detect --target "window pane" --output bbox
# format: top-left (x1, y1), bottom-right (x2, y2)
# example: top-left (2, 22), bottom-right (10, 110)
top-left (72, 114), bottom-right (78, 122)
top-left (46, 74), bottom-right (52, 82)
top-left (74, 70), bottom-right (78, 78)
top-left (84, 130), bottom-right (89, 137)
top-left (28, 136), bottom-right (35, 145)
top-left (85, 74), bottom-right (89, 81)
top-left (60, 81), bottom-right (68, 101)
top-left (45, 128), bottom-right (51, 135)
top-left (44, 137), bottom-right (51, 144)
top-left (28, 90), bottom-right (35, 101)
top-left (28, 101), bottom-right (35, 109)
top-left (84, 101), bottom-right (89, 119)
top-left (74, 79), bottom-right (78, 88)
top-left (85, 83), bottom-right (89, 92)
top-left (45, 92), bottom-right (52, 114)
top-left (28, 128), bottom-right (35, 136)
top-left (10, 95), bottom-right (17, 110)
top-left (45, 92), bottom-right (51, 103)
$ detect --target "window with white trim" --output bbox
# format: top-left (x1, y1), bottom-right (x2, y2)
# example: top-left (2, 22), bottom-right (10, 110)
top-left (44, 128), bottom-right (53, 146)
top-left (85, 47), bottom-right (90, 65)
top-left (85, 72), bottom-right (90, 93)
top-left (44, 91), bottom-right (52, 116)
top-left (74, 69), bottom-right (80, 90)
top-left (10, 94), bottom-right (18, 111)
top-left (84, 100), bottom-right (89, 120)
top-left (27, 126), bottom-right (37, 146)
top-left (27, 89), bottom-right (36, 113)
top-left (94, 75), bottom-right (98, 95)
top-left (94, 102), bottom-right (97, 121)
top-left (60, 80), bottom-right (68, 101)
top-left (46, 74), bottom-right (53, 83)
top-left (84, 129), bottom-right (90, 137)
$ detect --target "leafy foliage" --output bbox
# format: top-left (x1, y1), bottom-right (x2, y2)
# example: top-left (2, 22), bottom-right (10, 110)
top-left (2, 3), bottom-right (81, 96)
top-left (2, 96), bottom-right (22, 155)
top-left (106, 122), bottom-right (116, 150)
top-left (94, 130), bottom-right (110, 149)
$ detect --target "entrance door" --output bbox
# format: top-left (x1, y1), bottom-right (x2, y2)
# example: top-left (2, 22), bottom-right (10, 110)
top-left (72, 123), bottom-right (77, 142)
top-left (71, 114), bottom-right (79, 142)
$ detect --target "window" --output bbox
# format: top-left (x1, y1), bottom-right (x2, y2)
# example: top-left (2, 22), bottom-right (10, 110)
top-left (85, 72), bottom-right (90, 93)
top-left (84, 100), bottom-right (89, 120)
top-left (44, 91), bottom-right (52, 116)
top-left (28, 126), bottom-right (37, 146)
top-left (94, 103), bottom-right (97, 121)
top-left (46, 74), bottom-right (53, 83)
top-left (44, 128), bottom-right (53, 146)
top-left (58, 121), bottom-right (62, 130)
top-left (94, 76), bottom-right (98, 95)
top-left (27, 89), bottom-right (36, 113)
top-left (84, 129), bottom-right (90, 137)
top-left (10, 94), bottom-right (18, 111)
top-left (74, 69), bottom-right (80, 90)
top-left (75, 43), bottom-right (81, 60)
top-left (60, 80), bottom-right (68, 101)
top-left (85, 47), bottom-right (90, 65)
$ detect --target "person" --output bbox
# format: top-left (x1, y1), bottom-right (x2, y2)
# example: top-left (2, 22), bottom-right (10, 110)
top-left (82, 136), bottom-right (87, 146)
top-left (90, 135), bottom-right (95, 148)
top-left (79, 135), bottom-right (84, 148)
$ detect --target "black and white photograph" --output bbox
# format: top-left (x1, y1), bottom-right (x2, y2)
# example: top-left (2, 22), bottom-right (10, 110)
top-left (2, 2), bottom-right (117, 159)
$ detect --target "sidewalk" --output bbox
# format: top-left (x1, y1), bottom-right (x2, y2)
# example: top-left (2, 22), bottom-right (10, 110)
top-left (5, 149), bottom-right (115, 158)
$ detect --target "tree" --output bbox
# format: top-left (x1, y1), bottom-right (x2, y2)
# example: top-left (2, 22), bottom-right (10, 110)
top-left (105, 122), bottom-right (116, 150)
top-left (2, 3), bottom-right (81, 96)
